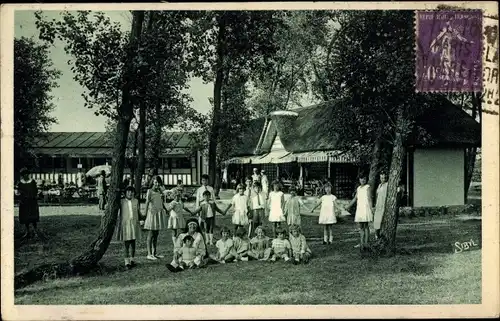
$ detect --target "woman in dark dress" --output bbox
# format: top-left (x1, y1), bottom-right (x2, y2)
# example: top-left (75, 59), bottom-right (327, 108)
top-left (17, 168), bottom-right (40, 239)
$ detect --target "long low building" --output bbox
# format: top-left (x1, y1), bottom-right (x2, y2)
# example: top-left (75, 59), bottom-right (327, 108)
top-left (28, 131), bottom-right (207, 186)
top-left (225, 98), bottom-right (481, 206)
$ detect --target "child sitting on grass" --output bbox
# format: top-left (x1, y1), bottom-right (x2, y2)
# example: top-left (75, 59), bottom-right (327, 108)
top-left (289, 224), bottom-right (312, 264)
top-left (177, 235), bottom-right (200, 270)
top-left (226, 226), bottom-right (250, 262)
top-left (248, 226), bottom-right (272, 261)
top-left (269, 227), bottom-right (291, 262)
top-left (211, 227), bottom-right (234, 263)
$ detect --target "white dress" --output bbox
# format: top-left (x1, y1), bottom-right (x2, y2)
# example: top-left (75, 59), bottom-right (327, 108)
top-left (374, 182), bottom-right (388, 229)
top-left (231, 194), bottom-right (249, 226)
top-left (268, 191), bottom-right (285, 222)
top-left (355, 185), bottom-right (373, 223)
top-left (318, 194), bottom-right (337, 224)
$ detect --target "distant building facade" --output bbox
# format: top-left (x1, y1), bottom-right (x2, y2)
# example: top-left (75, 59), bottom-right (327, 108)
top-left (27, 132), bottom-right (206, 186)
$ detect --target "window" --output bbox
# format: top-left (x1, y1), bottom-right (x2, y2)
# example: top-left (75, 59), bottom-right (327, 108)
top-left (172, 157), bottom-right (191, 169)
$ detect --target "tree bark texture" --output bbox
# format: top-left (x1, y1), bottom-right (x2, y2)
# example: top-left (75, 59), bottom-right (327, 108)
top-left (208, 13), bottom-right (226, 188)
top-left (368, 133), bottom-right (384, 202)
top-left (464, 92), bottom-right (481, 194)
top-left (135, 101), bottom-right (146, 197)
top-left (14, 11), bottom-right (145, 289)
top-left (376, 108), bottom-right (407, 256)
top-left (152, 101), bottom-right (162, 174)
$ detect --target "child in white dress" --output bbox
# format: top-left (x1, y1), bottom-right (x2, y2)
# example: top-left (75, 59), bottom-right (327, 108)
top-left (165, 191), bottom-right (192, 246)
top-left (373, 172), bottom-right (388, 240)
top-left (346, 176), bottom-right (373, 251)
top-left (115, 186), bottom-right (142, 269)
top-left (225, 184), bottom-right (249, 234)
top-left (210, 227), bottom-right (234, 263)
top-left (310, 184), bottom-right (339, 244)
top-left (268, 181), bottom-right (285, 237)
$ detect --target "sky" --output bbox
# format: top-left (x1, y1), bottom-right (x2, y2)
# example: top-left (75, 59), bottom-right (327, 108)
top-left (14, 10), bottom-right (214, 132)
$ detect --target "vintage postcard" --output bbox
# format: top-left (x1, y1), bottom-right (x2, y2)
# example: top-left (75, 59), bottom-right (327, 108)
top-left (1, 1), bottom-right (498, 320)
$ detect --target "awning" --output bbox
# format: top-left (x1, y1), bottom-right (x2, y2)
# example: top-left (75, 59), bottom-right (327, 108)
top-left (293, 150), bottom-right (358, 163)
top-left (224, 155), bottom-right (262, 165)
top-left (253, 150), bottom-right (292, 164)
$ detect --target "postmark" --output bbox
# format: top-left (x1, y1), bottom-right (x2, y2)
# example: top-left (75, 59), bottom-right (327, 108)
top-left (483, 16), bottom-right (499, 109)
top-left (416, 10), bottom-right (483, 92)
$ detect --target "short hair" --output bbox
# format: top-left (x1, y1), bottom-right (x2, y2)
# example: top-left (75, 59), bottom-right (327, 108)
top-left (289, 224), bottom-right (301, 233)
top-left (379, 171), bottom-right (387, 176)
top-left (177, 179), bottom-right (183, 184)
top-left (235, 227), bottom-right (247, 238)
top-left (183, 235), bottom-right (194, 243)
top-left (20, 167), bottom-right (30, 176)
top-left (125, 186), bottom-right (135, 193)
top-left (254, 226), bottom-right (265, 234)
top-left (202, 190), bottom-right (211, 197)
top-left (275, 227), bottom-right (285, 235)
top-left (236, 183), bottom-right (245, 190)
top-left (220, 226), bottom-right (230, 235)
top-left (201, 174), bottom-right (209, 180)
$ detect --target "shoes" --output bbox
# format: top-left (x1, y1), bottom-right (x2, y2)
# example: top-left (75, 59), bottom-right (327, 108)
top-left (293, 259), bottom-right (300, 265)
top-left (322, 241), bottom-right (327, 245)
top-left (270, 256), bottom-right (276, 262)
top-left (241, 256), bottom-right (249, 261)
top-left (147, 255), bottom-right (158, 260)
top-left (130, 260), bottom-right (137, 267)
top-left (125, 264), bottom-right (132, 270)
top-left (154, 254), bottom-right (164, 258)
top-left (328, 241), bottom-right (332, 245)
top-left (284, 257), bottom-right (290, 262)
top-left (219, 260), bottom-right (226, 264)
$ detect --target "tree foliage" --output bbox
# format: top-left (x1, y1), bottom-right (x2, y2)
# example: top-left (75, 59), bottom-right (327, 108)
top-left (14, 37), bottom-right (61, 177)
top-left (248, 11), bottom-right (332, 116)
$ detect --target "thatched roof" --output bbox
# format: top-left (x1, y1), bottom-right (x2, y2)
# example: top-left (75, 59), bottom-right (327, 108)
top-left (233, 98), bottom-right (480, 157)
top-left (230, 118), bottom-right (267, 157)
top-left (409, 97), bottom-right (481, 147)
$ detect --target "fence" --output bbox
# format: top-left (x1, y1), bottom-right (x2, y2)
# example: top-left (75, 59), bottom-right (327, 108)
top-left (32, 173), bottom-right (194, 186)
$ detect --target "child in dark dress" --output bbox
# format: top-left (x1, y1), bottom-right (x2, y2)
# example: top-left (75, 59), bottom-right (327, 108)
top-left (17, 168), bottom-right (41, 239)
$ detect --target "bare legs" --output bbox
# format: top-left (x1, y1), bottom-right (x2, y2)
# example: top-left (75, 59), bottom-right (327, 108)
top-left (322, 225), bottom-right (333, 244)
top-left (358, 222), bottom-right (370, 249)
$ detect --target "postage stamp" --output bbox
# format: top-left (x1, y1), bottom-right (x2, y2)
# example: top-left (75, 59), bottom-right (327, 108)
top-left (415, 10), bottom-right (483, 92)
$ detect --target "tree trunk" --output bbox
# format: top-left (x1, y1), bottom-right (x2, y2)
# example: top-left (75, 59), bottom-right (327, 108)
top-left (464, 92), bottom-right (481, 194)
top-left (368, 132), bottom-right (384, 201)
top-left (375, 109), bottom-right (408, 256)
top-left (208, 13), bottom-right (226, 188)
top-left (135, 101), bottom-right (146, 197)
top-left (130, 129), bottom-right (138, 186)
top-left (152, 100), bottom-right (162, 174)
top-left (14, 11), bottom-right (145, 289)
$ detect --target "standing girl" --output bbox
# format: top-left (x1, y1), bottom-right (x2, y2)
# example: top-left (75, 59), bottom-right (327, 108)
top-left (310, 184), bottom-right (338, 244)
top-left (224, 184), bottom-right (249, 234)
top-left (17, 168), bottom-right (41, 239)
top-left (144, 176), bottom-right (168, 260)
top-left (115, 186), bottom-right (142, 269)
top-left (166, 191), bottom-right (191, 246)
top-left (373, 172), bottom-right (388, 240)
top-left (346, 175), bottom-right (373, 251)
top-left (268, 181), bottom-right (286, 237)
top-left (284, 186), bottom-right (308, 230)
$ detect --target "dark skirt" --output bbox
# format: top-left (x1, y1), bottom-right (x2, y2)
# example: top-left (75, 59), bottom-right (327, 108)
top-left (19, 198), bottom-right (40, 224)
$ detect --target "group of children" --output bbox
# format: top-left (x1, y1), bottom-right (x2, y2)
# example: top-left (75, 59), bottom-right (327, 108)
top-left (114, 171), bottom-right (387, 269)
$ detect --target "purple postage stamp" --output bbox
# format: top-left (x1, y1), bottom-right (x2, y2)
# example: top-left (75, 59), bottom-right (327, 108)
top-left (415, 10), bottom-right (483, 92)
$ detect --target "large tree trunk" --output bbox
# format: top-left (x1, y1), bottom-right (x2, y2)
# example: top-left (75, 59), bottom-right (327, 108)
top-left (135, 101), bottom-right (146, 197)
top-left (374, 109), bottom-right (407, 256)
top-left (208, 13), bottom-right (226, 188)
top-left (152, 100), bottom-right (162, 174)
top-left (464, 92), bottom-right (481, 194)
top-left (14, 11), bottom-right (145, 289)
top-left (368, 132), bottom-right (384, 201)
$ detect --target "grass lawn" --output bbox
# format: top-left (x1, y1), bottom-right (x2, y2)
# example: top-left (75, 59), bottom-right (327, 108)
top-left (13, 205), bottom-right (482, 305)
